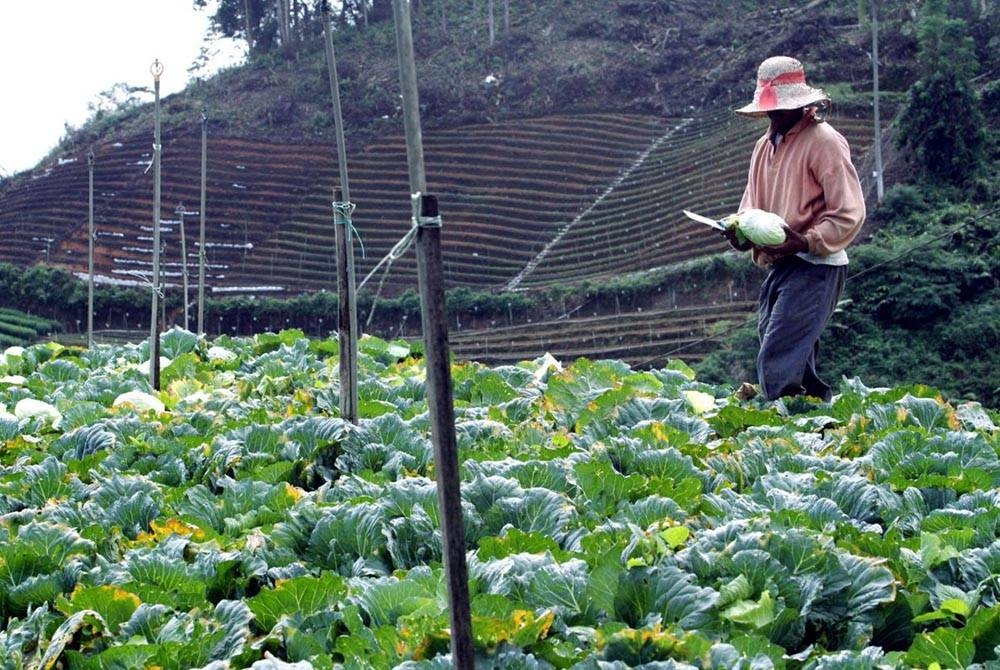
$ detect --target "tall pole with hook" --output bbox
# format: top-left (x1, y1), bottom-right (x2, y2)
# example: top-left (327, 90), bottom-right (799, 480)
top-left (391, 1), bottom-right (473, 666)
top-left (87, 149), bottom-right (95, 349)
top-left (149, 59), bottom-right (163, 390)
top-left (322, 0), bottom-right (359, 424)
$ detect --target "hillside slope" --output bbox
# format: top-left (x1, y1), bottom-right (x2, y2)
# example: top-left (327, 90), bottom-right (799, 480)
top-left (0, 0), bottom-right (897, 298)
top-left (1, 0), bottom-right (997, 393)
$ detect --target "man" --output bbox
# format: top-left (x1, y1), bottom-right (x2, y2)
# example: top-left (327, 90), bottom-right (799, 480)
top-left (727, 56), bottom-right (866, 402)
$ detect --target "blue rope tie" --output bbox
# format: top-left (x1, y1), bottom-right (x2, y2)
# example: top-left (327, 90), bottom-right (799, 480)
top-left (333, 201), bottom-right (365, 258)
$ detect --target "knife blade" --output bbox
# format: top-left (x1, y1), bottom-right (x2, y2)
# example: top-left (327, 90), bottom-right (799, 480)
top-left (682, 209), bottom-right (727, 231)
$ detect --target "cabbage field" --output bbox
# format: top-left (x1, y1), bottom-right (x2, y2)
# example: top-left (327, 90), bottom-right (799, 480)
top-left (1, 329), bottom-right (999, 670)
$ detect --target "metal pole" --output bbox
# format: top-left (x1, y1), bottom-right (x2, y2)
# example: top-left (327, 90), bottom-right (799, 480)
top-left (87, 149), bottom-right (95, 349)
top-left (391, 1), bottom-right (473, 667)
top-left (872, 0), bottom-right (884, 204)
top-left (149, 60), bottom-right (163, 390)
top-left (177, 204), bottom-right (189, 330)
top-left (198, 111), bottom-right (207, 336)
top-left (323, 1), bottom-right (359, 424)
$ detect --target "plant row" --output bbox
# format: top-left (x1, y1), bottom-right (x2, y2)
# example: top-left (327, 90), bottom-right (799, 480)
top-left (0, 331), bottom-right (998, 668)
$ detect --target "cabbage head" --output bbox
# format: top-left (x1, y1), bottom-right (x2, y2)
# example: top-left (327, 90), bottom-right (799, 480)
top-left (738, 209), bottom-right (787, 246)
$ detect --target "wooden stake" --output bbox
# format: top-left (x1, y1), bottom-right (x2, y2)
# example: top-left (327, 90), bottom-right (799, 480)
top-left (149, 60), bottom-right (163, 390)
top-left (871, 0), bottom-right (884, 204)
top-left (87, 149), bottom-right (95, 349)
top-left (177, 204), bottom-right (189, 330)
top-left (391, 2), bottom-right (473, 666)
top-left (198, 112), bottom-right (208, 336)
top-left (322, 1), bottom-right (360, 424)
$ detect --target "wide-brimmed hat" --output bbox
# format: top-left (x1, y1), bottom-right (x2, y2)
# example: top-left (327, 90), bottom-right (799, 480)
top-left (736, 56), bottom-right (829, 117)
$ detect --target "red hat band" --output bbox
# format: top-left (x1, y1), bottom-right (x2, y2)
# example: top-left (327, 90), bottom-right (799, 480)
top-left (757, 70), bottom-right (807, 110)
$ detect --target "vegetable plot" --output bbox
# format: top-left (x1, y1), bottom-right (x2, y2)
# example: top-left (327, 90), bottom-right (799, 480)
top-left (1, 329), bottom-right (999, 669)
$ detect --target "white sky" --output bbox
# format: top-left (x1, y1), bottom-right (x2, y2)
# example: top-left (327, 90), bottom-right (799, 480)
top-left (0, 1), bottom-right (244, 177)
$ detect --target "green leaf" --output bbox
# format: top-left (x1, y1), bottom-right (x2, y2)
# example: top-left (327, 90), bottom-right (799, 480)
top-left (57, 585), bottom-right (142, 633)
top-left (583, 541), bottom-right (625, 620)
top-left (573, 459), bottom-right (645, 511)
top-left (359, 398), bottom-right (398, 418)
top-left (159, 327), bottom-right (200, 359)
top-left (350, 566), bottom-right (443, 628)
top-left (730, 634), bottom-right (787, 669)
top-left (17, 457), bottom-right (75, 507)
top-left (841, 554), bottom-right (897, 618)
top-left (664, 359), bottom-right (697, 381)
top-left (63, 644), bottom-right (157, 670)
top-left (160, 352), bottom-right (200, 387)
top-left (906, 626), bottom-right (976, 669)
top-left (490, 487), bottom-right (575, 540)
top-left (718, 574), bottom-right (753, 608)
top-left (358, 335), bottom-right (411, 364)
top-left (254, 329), bottom-right (306, 353)
top-left (722, 590), bottom-right (777, 629)
top-left (334, 605), bottom-right (407, 668)
top-left (211, 599), bottom-right (253, 661)
top-left (920, 531), bottom-right (963, 570)
top-left (525, 558), bottom-right (591, 618)
top-left (644, 475), bottom-right (703, 510)
top-left (708, 404), bottom-right (783, 438)
top-left (967, 605), bottom-right (1000, 663)
top-left (542, 358), bottom-right (629, 429)
top-left (462, 368), bottom-right (520, 406)
top-left (472, 598), bottom-right (556, 651)
top-left (659, 525), bottom-right (690, 549)
top-left (614, 566), bottom-right (718, 629)
top-left (940, 598), bottom-right (971, 617)
top-left (599, 623), bottom-right (683, 665)
top-left (38, 609), bottom-right (108, 670)
top-left (307, 502), bottom-right (389, 574)
top-left (896, 394), bottom-right (954, 430)
top-left (477, 528), bottom-right (564, 561)
top-left (955, 402), bottom-right (997, 432)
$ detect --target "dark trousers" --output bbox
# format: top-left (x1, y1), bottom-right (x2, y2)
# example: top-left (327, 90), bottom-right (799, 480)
top-left (757, 256), bottom-right (846, 402)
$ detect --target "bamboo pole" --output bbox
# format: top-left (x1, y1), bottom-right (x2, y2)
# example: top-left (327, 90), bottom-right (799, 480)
top-left (198, 111), bottom-right (207, 336)
top-left (391, 1), bottom-right (473, 666)
top-left (149, 60), bottom-right (163, 390)
top-left (322, 1), bottom-right (359, 424)
top-left (87, 149), bottom-right (95, 349)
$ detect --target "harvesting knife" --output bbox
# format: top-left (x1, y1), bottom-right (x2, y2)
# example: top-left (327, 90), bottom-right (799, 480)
top-left (682, 209), bottom-right (727, 231)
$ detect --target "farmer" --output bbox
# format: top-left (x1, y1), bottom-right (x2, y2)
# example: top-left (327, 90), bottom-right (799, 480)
top-left (726, 56), bottom-right (866, 402)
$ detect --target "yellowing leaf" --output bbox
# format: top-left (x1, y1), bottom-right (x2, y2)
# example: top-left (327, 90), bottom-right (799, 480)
top-left (940, 598), bottom-right (971, 617)
top-left (659, 525), bottom-right (690, 549)
top-left (136, 517), bottom-right (206, 543)
top-left (683, 390), bottom-right (715, 415)
top-left (112, 390), bottom-right (165, 414)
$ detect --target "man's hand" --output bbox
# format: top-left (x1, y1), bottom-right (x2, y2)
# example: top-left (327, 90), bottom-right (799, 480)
top-left (721, 223), bottom-right (753, 251)
top-left (759, 226), bottom-right (808, 257)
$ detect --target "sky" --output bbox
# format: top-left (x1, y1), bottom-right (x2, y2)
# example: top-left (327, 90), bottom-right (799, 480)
top-left (0, 1), bottom-right (245, 177)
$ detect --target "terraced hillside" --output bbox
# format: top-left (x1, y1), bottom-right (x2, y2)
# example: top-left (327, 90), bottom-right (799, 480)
top-left (449, 300), bottom-right (757, 368)
top-left (0, 107), bottom-right (874, 297)
top-left (450, 106), bottom-right (874, 368)
top-left (509, 106), bottom-right (878, 288)
top-left (0, 113), bottom-right (672, 296)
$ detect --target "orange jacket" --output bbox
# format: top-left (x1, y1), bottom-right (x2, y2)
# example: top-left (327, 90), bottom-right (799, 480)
top-left (739, 112), bottom-right (866, 267)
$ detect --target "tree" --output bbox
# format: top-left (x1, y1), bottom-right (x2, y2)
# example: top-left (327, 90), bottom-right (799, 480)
top-left (193, 0), bottom-right (318, 56)
top-left (896, 0), bottom-right (986, 185)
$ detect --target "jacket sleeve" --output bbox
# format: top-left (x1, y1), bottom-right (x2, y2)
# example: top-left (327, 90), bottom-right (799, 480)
top-left (804, 131), bottom-right (866, 256)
